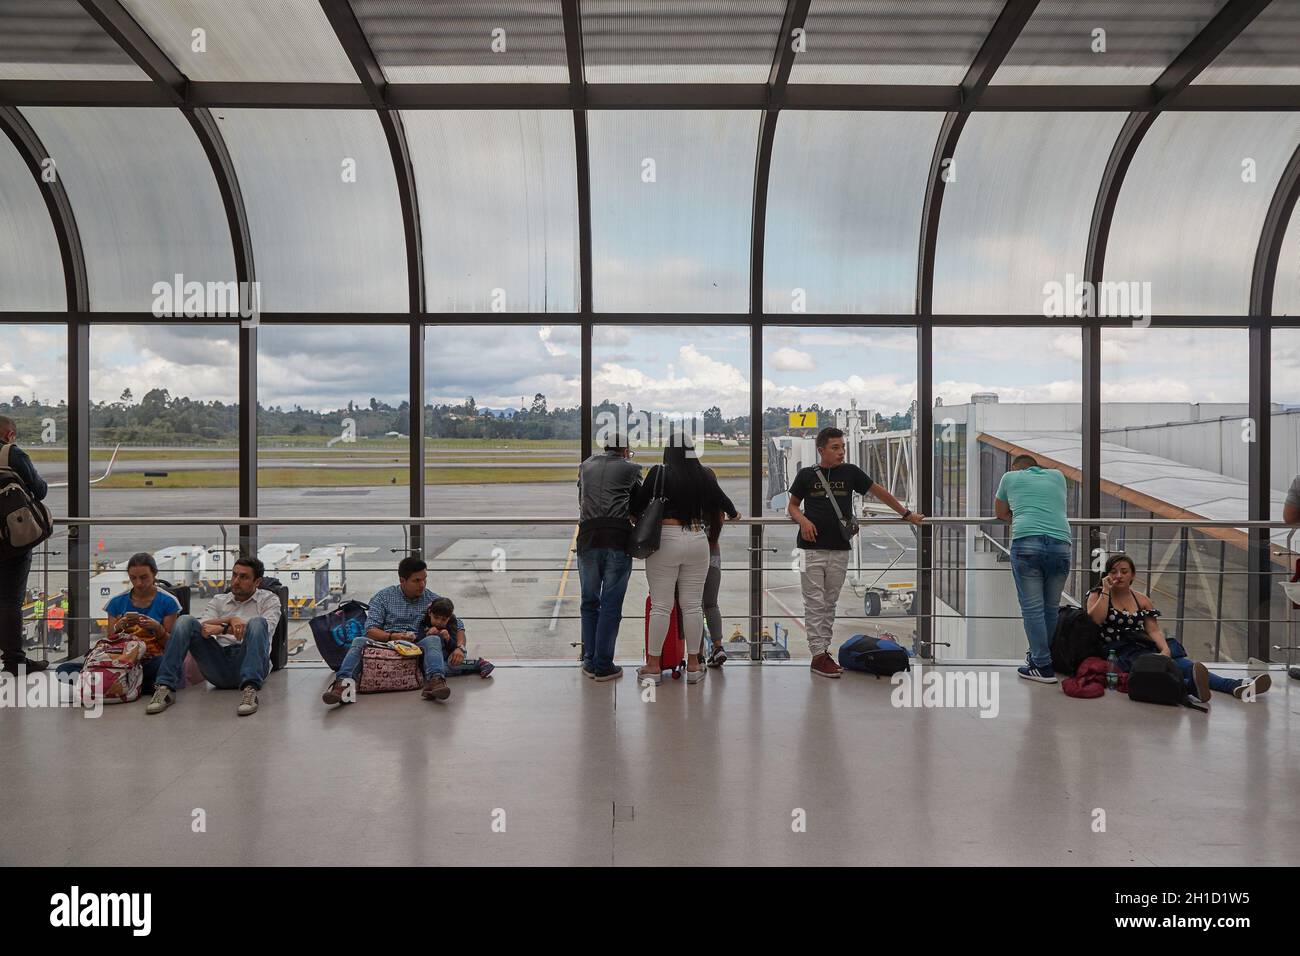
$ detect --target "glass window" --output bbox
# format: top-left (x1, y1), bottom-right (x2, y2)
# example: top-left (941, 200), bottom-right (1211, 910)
top-left (1102, 328), bottom-right (1249, 661)
top-left (215, 108), bottom-right (407, 312)
top-left (22, 107), bottom-right (236, 312)
top-left (933, 326), bottom-right (1083, 659)
top-left (120, 0), bottom-right (360, 82)
top-left (1105, 112), bottom-right (1300, 316)
top-left (257, 324), bottom-right (411, 663)
top-left (994, 0), bottom-right (1228, 85)
top-left (790, 0), bottom-right (1005, 85)
top-left (403, 110), bottom-right (578, 312)
top-left (764, 111), bottom-right (943, 315)
top-left (1270, 329), bottom-right (1300, 663)
top-left (594, 324), bottom-right (750, 656)
top-left (1276, 200), bottom-right (1300, 317)
top-left (0, 324), bottom-right (68, 661)
top-left (0, 132), bottom-right (64, 310)
top-left (763, 327), bottom-right (917, 660)
top-left (582, 0), bottom-right (787, 83)
top-left (933, 112), bottom-right (1128, 315)
top-left (424, 324), bottom-right (582, 662)
top-left (88, 325), bottom-right (239, 640)
top-left (1195, 1), bottom-right (1300, 85)
top-left (353, 0), bottom-right (569, 83)
top-left (589, 110), bottom-right (761, 313)
top-left (0, 0), bottom-right (145, 81)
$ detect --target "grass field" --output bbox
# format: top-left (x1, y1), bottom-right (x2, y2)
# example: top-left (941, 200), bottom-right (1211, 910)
top-left (93, 464), bottom-right (752, 489)
top-left (33, 438), bottom-right (752, 488)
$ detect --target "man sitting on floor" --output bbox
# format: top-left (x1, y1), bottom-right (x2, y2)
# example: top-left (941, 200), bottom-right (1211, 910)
top-left (145, 556), bottom-right (280, 717)
top-left (322, 557), bottom-right (465, 706)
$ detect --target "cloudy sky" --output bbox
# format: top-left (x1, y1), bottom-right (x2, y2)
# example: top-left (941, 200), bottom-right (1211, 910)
top-left (6, 323), bottom-right (1297, 425)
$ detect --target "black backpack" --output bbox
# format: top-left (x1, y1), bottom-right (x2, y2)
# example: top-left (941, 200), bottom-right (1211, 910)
top-left (837, 635), bottom-right (910, 677)
top-left (0, 443), bottom-right (53, 560)
top-left (1127, 653), bottom-right (1184, 706)
top-left (1050, 605), bottom-right (1103, 676)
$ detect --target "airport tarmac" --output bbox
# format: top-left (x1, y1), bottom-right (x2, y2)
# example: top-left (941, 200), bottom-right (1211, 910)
top-left (25, 478), bottom-right (920, 664)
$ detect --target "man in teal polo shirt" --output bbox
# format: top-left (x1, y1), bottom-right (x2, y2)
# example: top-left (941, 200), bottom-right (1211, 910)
top-left (994, 453), bottom-right (1072, 684)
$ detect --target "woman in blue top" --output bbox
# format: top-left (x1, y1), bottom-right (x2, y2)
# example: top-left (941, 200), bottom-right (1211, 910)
top-left (104, 552), bottom-right (182, 693)
top-left (1085, 553), bottom-right (1270, 703)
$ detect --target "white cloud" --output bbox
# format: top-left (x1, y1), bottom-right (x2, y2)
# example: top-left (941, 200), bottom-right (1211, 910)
top-left (770, 346), bottom-right (814, 371)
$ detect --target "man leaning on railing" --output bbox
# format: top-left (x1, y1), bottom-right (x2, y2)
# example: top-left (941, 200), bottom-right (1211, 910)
top-left (0, 414), bottom-right (50, 676)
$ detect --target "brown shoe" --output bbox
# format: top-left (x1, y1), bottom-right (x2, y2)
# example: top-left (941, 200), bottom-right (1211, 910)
top-left (322, 678), bottom-right (350, 706)
top-left (421, 675), bottom-right (451, 701)
top-left (810, 653), bottom-right (842, 679)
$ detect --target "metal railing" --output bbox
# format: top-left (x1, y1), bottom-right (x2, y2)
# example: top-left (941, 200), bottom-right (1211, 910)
top-left (15, 514), bottom-right (1299, 667)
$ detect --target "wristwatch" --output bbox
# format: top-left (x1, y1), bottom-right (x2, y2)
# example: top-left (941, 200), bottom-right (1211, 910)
top-left (901, 509), bottom-right (912, 519)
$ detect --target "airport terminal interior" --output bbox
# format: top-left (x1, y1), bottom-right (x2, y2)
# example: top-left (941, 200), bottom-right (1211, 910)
top-left (1, 0), bottom-right (1299, 866)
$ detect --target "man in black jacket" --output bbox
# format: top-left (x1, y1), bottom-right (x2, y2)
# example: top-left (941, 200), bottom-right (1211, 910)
top-left (576, 432), bottom-right (642, 681)
top-left (0, 415), bottom-right (50, 675)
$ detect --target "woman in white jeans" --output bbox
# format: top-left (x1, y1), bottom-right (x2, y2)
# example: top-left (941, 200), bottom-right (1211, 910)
top-left (630, 435), bottom-right (730, 685)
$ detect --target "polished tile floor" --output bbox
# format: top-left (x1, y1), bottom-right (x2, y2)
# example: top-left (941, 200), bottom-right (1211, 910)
top-left (2, 664), bottom-right (1295, 866)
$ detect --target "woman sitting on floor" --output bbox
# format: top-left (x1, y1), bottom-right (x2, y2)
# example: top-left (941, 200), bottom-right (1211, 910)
top-left (1086, 552), bottom-right (1270, 704)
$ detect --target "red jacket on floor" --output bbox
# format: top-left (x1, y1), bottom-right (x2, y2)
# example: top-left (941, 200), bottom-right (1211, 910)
top-left (1061, 656), bottom-right (1129, 699)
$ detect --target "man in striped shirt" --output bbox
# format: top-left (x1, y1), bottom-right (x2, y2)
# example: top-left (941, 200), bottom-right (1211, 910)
top-left (323, 556), bottom-right (466, 705)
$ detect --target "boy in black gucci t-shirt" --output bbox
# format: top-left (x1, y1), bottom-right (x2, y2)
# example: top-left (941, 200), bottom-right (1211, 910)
top-left (786, 426), bottom-right (923, 678)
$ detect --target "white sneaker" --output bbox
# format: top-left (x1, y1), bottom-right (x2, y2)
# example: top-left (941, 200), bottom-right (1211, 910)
top-left (237, 686), bottom-right (259, 716)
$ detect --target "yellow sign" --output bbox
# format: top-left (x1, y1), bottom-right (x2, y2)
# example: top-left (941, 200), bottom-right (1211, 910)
top-left (788, 411), bottom-right (817, 429)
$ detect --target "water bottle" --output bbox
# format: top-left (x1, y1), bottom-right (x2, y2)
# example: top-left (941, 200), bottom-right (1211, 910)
top-left (1106, 649), bottom-right (1118, 691)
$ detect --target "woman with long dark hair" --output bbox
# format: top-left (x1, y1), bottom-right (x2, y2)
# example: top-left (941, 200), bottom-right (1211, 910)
top-left (1086, 553), bottom-right (1270, 703)
top-left (630, 432), bottom-right (730, 685)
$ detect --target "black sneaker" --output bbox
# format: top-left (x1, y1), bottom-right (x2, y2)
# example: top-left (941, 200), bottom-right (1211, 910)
top-left (1017, 663), bottom-right (1058, 684)
top-left (593, 665), bottom-right (623, 682)
top-left (580, 661), bottom-right (596, 679)
top-left (2, 658), bottom-right (50, 676)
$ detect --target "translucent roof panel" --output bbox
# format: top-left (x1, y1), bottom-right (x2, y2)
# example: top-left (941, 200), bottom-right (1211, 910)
top-left (22, 107), bottom-right (235, 312)
top-left (934, 112), bottom-right (1128, 315)
top-left (789, 0), bottom-right (1005, 85)
top-left (119, 0), bottom-right (359, 82)
top-left (0, 132), bottom-right (64, 310)
top-left (402, 110), bottom-right (578, 312)
top-left (1105, 112), bottom-right (1300, 316)
top-left (0, 0), bottom-right (146, 81)
top-left (352, 0), bottom-right (568, 84)
top-left (994, 0), bottom-right (1228, 85)
top-left (589, 110), bottom-right (760, 313)
top-left (582, 0), bottom-right (786, 83)
top-left (763, 111), bottom-right (943, 314)
top-left (1276, 200), bottom-right (1300, 316)
top-left (1195, 0), bottom-right (1300, 85)
top-left (215, 108), bottom-right (407, 312)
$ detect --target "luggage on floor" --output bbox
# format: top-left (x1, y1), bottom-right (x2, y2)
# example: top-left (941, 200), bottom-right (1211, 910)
top-left (1050, 605), bottom-right (1103, 676)
top-left (837, 634), bottom-right (910, 677)
top-left (357, 641), bottom-right (423, 693)
top-left (77, 636), bottom-right (146, 704)
top-left (1126, 653), bottom-right (1184, 705)
top-left (309, 599), bottom-right (370, 671)
top-left (644, 595), bottom-right (687, 680)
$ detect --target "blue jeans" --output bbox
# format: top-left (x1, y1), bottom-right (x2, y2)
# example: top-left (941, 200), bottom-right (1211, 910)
top-left (1010, 535), bottom-right (1072, 667)
top-left (1170, 656), bottom-right (1242, 695)
top-left (578, 547), bottom-right (632, 671)
top-left (155, 614), bottom-right (270, 691)
top-left (336, 634), bottom-right (447, 682)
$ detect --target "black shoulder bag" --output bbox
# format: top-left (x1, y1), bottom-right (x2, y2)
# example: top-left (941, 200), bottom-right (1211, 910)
top-left (627, 465), bottom-right (667, 559)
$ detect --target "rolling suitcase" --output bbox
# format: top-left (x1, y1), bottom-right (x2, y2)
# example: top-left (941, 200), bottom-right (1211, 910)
top-left (644, 595), bottom-right (687, 680)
